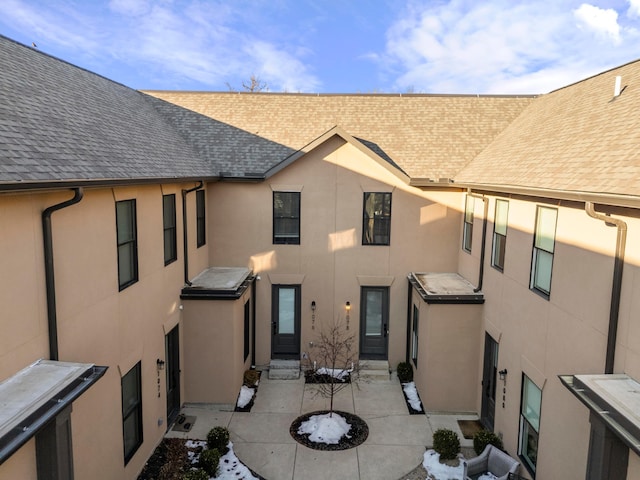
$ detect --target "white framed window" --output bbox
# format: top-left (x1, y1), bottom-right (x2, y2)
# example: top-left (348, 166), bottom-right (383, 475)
top-left (491, 199), bottom-right (509, 271)
top-left (530, 206), bottom-right (557, 297)
top-left (462, 195), bottom-right (474, 252)
top-left (519, 375), bottom-right (542, 475)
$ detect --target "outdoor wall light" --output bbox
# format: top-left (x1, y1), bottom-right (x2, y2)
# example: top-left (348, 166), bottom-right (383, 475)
top-left (157, 359), bottom-right (165, 371)
top-left (311, 301), bottom-right (316, 311)
top-left (499, 369), bottom-right (508, 381)
top-left (345, 301), bottom-right (351, 330)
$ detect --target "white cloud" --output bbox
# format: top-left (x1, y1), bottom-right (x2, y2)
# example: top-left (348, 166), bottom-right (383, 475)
top-left (574, 3), bottom-right (621, 44)
top-left (628, 0), bottom-right (640, 17)
top-left (376, 1), bottom-right (640, 94)
top-left (108, 0), bottom-right (150, 17)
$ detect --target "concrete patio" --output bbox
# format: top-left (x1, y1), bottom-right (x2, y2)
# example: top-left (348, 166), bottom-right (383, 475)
top-left (165, 373), bottom-right (478, 480)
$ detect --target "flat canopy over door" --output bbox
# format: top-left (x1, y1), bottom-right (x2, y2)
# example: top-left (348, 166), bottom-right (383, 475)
top-left (271, 285), bottom-right (301, 359)
top-left (360, 286), bottom-right (389, 359)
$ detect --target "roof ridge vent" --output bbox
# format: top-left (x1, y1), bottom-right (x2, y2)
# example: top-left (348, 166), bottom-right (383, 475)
top-left (614, 76), bottom-right (622, 97)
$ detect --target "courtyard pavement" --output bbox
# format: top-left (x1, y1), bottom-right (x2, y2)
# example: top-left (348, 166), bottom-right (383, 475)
top-left (165, 373), bottom-right (477, 480)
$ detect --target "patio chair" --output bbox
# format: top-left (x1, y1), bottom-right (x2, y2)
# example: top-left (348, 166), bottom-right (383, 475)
top-left (464, 444), bottom-right (521, 480)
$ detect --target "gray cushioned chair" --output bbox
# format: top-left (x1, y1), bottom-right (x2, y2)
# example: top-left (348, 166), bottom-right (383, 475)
top-left (464, 444), bottom-right (521, 480)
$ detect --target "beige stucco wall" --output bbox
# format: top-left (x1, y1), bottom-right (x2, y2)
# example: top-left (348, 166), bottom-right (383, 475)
top-left (182, 290), bottom-right (252, 405)
top-left (411, 293), bottom-right (482, 412)
top-left (0, 183), bottom-right (204, 479)
top-left (457, 194), bottom-right (640, 480)
top-left (207, 136), bottom-right (463, 371)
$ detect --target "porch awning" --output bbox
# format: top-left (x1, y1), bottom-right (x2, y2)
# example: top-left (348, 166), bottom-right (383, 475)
top-left (559, 374), bottom-right (640, 456)
top-left (409, 272), bottom-right (484, 304)
top-left (0, 359), bottom-right (107, 464)
top-left (181, 267), bottom-right (254, 300)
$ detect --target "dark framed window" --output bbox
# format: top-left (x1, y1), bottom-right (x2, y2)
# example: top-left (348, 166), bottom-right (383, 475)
top-left (244, 300), bottom-right (250, 362)
top-left (116, 199), bottom-right (138, 290)
top-left (273, 191), bottom-right (300, 245)
top-left (363, 192), bottom-right (391, 245)
top-left (122, 362), bottom-right (143, 464)
top-left (519, 375), bottom-right (542, 476)
top-left (411, 304), bottom-right (419, 367)
top-left (196, 190), bottom-right (206, 247)
top-left (530, 206), bottom-right (557, 298)
top-left (163, 194), bottom-right (177, 265)
top-left (462, 195), bottom-right (474, 252)
top-left (491, 199), bottom-right (509, 271)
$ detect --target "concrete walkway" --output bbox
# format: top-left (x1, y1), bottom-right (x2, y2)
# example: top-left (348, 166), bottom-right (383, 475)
top-left (166, 374), bottom-right (477, 480)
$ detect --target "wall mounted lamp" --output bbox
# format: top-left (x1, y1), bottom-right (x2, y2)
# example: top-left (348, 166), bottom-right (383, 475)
top-left (311, 301), bottom-right (316, 311)
top-left (345, 301), bottom-right (351, 329)
top-left (499, 369), bottom-right (508, 381)
top-left (157, 359), bottom-right (165, 371)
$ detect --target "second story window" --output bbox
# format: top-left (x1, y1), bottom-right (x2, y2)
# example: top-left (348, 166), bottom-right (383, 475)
top-left (273, 191), bottom-right (300, 244)
top-left (163, 194), bottom-right (177, 265)
top-left (116, 199), bottom-right (138, 290)
top-left (196, 190), bottom-right (206, 248)
top-left (462, 195), bottom-right (474, 252)
top-left (530, 206), bottom-right (557, 298)
top-left (492, 199), bottom-right (509, 271)
top-left (363, 192), bottom-right (391, 245)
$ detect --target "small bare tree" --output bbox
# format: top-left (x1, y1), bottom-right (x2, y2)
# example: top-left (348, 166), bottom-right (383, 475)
top-left (227, 74), bottom-right (268, 92)
top-left (308, 318), bottom-right (360, 416)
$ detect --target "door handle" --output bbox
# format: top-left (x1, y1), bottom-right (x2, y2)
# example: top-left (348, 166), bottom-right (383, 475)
top-left (384, 323), bottom-right (388, 337)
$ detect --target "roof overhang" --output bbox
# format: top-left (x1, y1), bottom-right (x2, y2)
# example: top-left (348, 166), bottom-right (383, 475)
top-left (411, 180), bottom-right (640, 210)
top-left (0, 359), bottom-right (107, 465)
top-left (409, 272), bottom-right (484, 304)
top-left (560, 374), bottom-right (640, 455)
top-left (181, 267), bottom-right (255, 300)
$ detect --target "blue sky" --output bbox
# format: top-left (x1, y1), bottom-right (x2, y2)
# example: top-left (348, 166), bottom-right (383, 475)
top-left (1, 0), bottom-right (639, 94)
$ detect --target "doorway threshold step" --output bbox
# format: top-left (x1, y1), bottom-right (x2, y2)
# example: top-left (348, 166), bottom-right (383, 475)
top-left (268, 359), bottom-right (300, 380)
top-left (360, 360), bottom-right (391, 381)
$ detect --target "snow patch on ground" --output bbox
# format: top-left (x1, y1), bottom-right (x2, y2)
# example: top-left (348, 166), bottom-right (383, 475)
top-left (422, 449), bottom-right (464, 479)
top-left (297, 412), bottom-right (351, 444)
top-left (315, 366), bottom-right (351, 380)
top-left (236, 385), bottom-right (255, 408)
top-left (186, 441), bottom-right (258, 480)
top-left (402, 382), bottom-right (423, 411)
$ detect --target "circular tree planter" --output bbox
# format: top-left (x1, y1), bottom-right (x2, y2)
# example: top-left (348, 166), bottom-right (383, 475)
top-left (290, 410), bottom-right (369, 451)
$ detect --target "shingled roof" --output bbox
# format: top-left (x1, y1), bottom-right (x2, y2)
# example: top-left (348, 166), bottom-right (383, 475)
top-left (0, 35), bottom-right (213, 188)
top-left (142, 91), bottom-right (534, 180)
top-left (455, 59), bottom-right (640, 198)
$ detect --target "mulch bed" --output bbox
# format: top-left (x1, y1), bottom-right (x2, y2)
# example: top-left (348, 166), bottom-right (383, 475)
top-left (304, 370), bottom-right (351, 384)
top-left (235, 370), bottom-right (262, 412)
top-left (290, 410), bottom-right (368, 450)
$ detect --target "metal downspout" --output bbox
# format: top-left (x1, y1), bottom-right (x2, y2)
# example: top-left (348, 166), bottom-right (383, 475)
top-left (42, 188), bottom-right (84, 361)
top-left (585, 202), bottom-right (627, 374)
top-left (181, 181), bottom-right (203, 286)
top-left (468, 190), bottom-right (489, 292)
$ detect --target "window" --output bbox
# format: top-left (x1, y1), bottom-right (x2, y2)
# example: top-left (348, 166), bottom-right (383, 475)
top-left (411, 305), bottom-right (419, 367)
top-left (196, 190), bottom-right (206, 247)
top-left (116, 199), bottom-right (138, 290)
top-left (244, 300), bottom-right (250, 362)
top-left (363, 192), bottom-right (391, 245)
top-left (462, 195), bottom-right (474, 252)
top-left (519, 375), bottom-right (542, 475)
top-left (122, 362), bottom-right (143, 464)
top-left (273, 192), bottom-right (300, 244)
top-left (530, 206), bottom-right (557, 297)
top-left (491, 199), bottom-right (509, 270)
top-left (163, 194), bottom-right (177, 265)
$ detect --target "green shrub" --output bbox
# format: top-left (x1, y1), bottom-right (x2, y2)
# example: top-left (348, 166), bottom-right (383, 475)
top-left (243, 369), bottom-right (260, 386)
top-left (433, 428), bottom-right (461, 460)
top-left (396, 361), bottom-right (413, 383)
top-left (206, 426), bottom-right (230, 454)
top-left (182, 468), bottom-right (209, 480)
top-left (473, 429), bottom-right (504, 455)
top-left (198, 448), bottom-right (221, 476)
